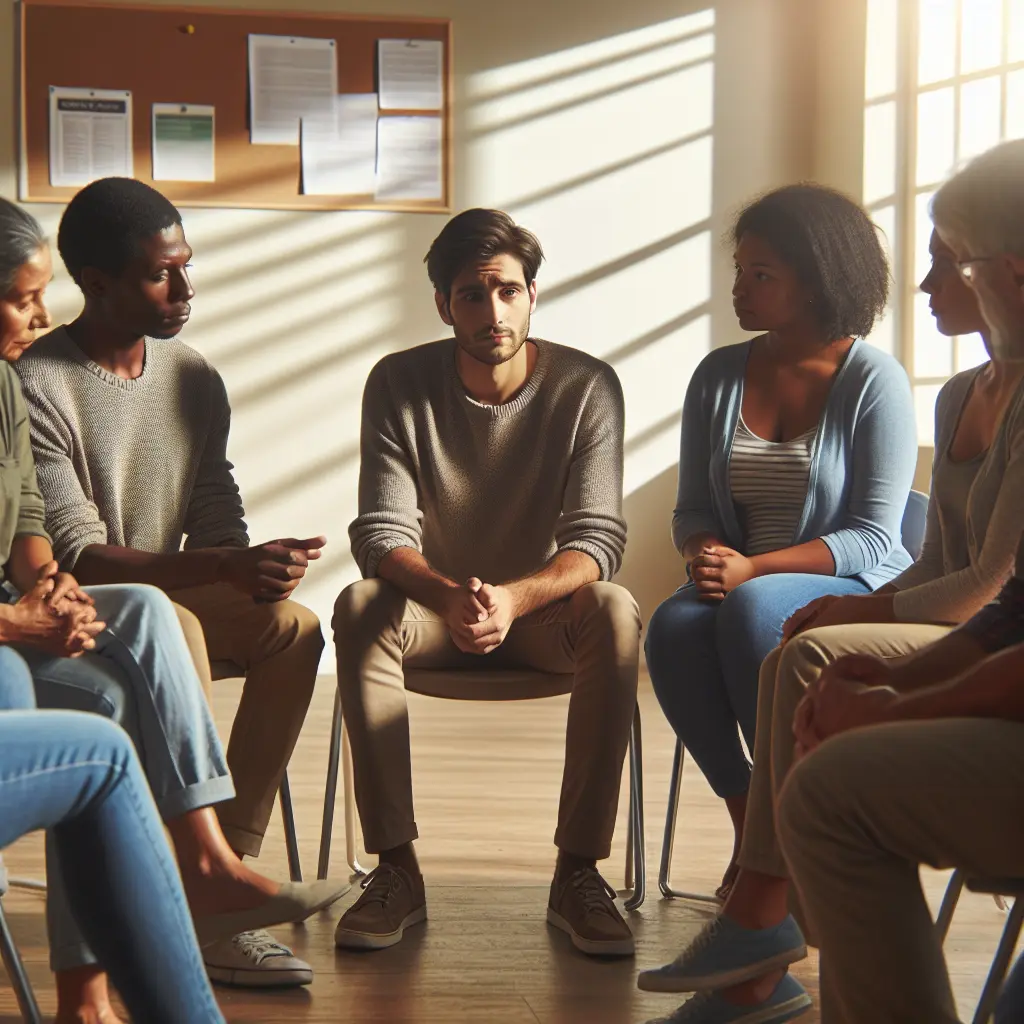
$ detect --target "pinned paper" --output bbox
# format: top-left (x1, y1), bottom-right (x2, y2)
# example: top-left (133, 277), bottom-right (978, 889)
top-left (248, 34), bottom-right (337, 145)
top-left (152, 104), bottom-right (215, 182)
top-left (49, 86), bottom-right (133, 187)
top-left (301, 94), bottom-right (378, 196)
top-left (377, 39), bottom-right (443, 111)
top-left (375, 116), bottom-right (443, 201)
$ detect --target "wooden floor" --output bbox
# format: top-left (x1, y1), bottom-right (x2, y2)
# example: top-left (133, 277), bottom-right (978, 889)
top-left (0, 675), bottom-right (1017, 1022)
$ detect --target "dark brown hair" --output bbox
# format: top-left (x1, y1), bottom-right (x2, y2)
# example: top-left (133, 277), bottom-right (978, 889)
top-left (732, 183), bottom-right (890, 341)
top-left (424, 208), bottom-right (544, 296)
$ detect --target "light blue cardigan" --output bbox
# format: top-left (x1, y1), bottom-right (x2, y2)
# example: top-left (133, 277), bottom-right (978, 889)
top-left (672, 338), bottom-right (918, 590)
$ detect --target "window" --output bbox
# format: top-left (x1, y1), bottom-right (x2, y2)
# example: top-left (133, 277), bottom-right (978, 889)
top-left (863, 0), bottom-right (1024, 445)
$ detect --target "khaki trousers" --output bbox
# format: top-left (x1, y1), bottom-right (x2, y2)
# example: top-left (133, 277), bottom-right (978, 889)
top-left (738, 623), bottom-right (951, 879)
top-left (779, 718), bottom-right (1024, 1024)
top-left (333, 579), bottom-right (641, 859)
top-left (168, 583), bottom-right (324, 856)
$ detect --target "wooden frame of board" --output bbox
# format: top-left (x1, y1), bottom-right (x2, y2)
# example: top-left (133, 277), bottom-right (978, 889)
top-left (18, 0), bottom-right (453, 212)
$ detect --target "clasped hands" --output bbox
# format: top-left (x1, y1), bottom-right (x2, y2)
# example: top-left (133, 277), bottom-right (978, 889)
top-left (690, 545), bottom-right (756, 601)
top-left (441, 577), bottom-right (516, 655)
top-left (793, 653), bottom-right (900, 760)
top-left (11, 560), bottom-right (105, 657)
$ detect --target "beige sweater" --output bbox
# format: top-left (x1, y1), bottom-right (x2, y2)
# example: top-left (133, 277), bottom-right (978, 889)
top-left (349, 338), bottom-right (627, 584)
top-left (15, 326), bottom-right (248, 570)
top-left (892, 366), bottom-right (1024, 623)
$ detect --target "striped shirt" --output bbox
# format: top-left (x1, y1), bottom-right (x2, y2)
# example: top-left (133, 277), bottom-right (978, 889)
top-left (728, 415), bottom-right (816, 556)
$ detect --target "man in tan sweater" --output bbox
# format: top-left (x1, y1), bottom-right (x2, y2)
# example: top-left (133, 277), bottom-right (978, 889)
top-left (335, 209), bottom-right (641, 956)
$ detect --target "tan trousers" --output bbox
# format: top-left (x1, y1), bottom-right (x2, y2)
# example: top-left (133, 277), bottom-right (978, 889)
top-left (169, 583), bottom-right (324, 856)
top-left (738, 622), bottom-right (951, 879)
top-left (333, 579), bottom-right (641, 859)
top-left (778, 718), bottom-right (1024, 1024)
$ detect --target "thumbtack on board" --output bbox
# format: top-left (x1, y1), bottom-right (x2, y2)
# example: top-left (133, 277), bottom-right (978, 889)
top-left (180, 23), bottom-right (195, 34)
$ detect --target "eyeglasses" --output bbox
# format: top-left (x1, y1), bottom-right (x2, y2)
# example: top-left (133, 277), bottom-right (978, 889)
top-left (956, 256), bottom-right (994, 283)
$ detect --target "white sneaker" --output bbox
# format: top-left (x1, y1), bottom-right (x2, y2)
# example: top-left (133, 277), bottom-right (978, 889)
top-left (203, 930), bottom-right (313, 988)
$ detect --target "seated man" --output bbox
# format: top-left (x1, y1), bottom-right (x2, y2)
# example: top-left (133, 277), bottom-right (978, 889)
top-left (333, 208), bottom-right (641, 956)
top-left (14, 177), bottom-right (328, 983)
top-left (778, 556), bottom-right (1024, 1023)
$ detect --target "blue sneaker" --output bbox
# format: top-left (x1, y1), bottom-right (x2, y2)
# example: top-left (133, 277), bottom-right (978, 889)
top-left (644, 973), bottom-right (813, 1023)
top-left (637, 914), bottom-right (807, 993)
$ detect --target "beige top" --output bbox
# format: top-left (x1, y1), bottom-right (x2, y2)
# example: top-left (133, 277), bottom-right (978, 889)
top-left (892, 365), bottom-right (1024, 624)
top-left (348, 338), bottom-right (627, 584)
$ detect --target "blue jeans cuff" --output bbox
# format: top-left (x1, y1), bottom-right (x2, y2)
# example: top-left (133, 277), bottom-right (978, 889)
top-left (155, 775), bottom-right (235, 821)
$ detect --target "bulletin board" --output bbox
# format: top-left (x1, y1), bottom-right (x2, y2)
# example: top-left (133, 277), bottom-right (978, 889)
top-left (18, 0), bottom-right (453, 212)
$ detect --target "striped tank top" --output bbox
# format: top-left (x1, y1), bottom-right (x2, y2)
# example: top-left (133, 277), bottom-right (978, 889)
top-left (729, 414), bottom-right (816, 556)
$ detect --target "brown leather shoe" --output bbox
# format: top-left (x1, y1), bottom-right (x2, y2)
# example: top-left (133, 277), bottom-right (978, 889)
top-left (546, 867), bottom-right (635, 956)
top-left (334, 863), bottom-right (426, 950)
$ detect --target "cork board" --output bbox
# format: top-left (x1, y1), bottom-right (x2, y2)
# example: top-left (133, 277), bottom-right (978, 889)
top-left (18, 0), bottom-right (453, 212)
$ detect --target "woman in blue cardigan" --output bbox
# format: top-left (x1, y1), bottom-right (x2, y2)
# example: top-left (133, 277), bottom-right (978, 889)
top-left (645, 184), bottom-right (917, 899)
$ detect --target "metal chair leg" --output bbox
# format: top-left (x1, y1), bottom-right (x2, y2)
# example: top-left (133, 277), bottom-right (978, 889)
top-left (279, 770), bottom-right (302, 882)
top-left (318, 689), bottom-right (366, 880)
top-left (342, 721), bottom-right (365, 877)
top-left (624, 705), bottom-right (646, 912)
top-left (0, 899), bottom-right (42, 1024)
top-left (973, 896), bottom-right (1024, 1024)
top-left (658, 738), bottom-right (718, 904)
top-left (936, 869), bottom-right (964, 942)
top-left (318, 688), bottom-right (343, 879)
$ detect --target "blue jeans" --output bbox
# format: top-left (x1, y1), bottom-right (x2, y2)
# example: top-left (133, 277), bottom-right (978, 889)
top-left (645, 574), bottom-right (870, 797)
top-left (0, 646), bottom-right (225, 1023)
top-left (14, 584), bottom-right (234, 972)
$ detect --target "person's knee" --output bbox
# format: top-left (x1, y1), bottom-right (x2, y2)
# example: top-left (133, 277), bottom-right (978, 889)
top-left (0, 646), bottom-right (35, 710)
top-left (644, 589), bottom-right (700, 685)
top-left (715, 576), bottom-right (778, 641)
top-left (333, 578), bottom-right (402, 640)
top-left (776, 756), bottom-right (823, 856)
top-left (573, 582), bottom-right (639, 634)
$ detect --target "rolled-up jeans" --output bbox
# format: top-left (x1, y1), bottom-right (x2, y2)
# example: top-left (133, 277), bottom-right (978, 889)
top-left (0, 645), bottom-right (225, 1023)
top-left (14, 584), bottom-right (234, 972)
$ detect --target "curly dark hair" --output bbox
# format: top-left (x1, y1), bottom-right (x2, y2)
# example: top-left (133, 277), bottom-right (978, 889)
top-left (425, 208), bottom-right (544, 297)
top-left (58, 177), bottom-right (182, 286)
top-left (731, 184), bottom-right (890, 341)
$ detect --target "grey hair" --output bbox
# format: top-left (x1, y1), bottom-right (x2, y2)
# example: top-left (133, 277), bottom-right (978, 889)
top-left (931, 139), bottom-right (1024, 258)
top-left (0, 198), bottom-right (46, 295)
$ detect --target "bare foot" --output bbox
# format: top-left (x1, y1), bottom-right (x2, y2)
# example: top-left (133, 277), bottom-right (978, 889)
top-left (54, 1010), bottom-right (125, 1024)
top-left (178, 859), bottom-right (282, 918)
top-left (55, 966), bottom-right (125, 1024)
top-left (716, 858), bottom-right (739, 902)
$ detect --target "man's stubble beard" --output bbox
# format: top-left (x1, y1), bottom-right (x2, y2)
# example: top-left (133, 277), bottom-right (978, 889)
top-left (453, 315), bottom-right (531, 367)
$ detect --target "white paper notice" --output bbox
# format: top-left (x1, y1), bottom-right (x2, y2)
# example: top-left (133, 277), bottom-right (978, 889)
top-left (378, 39), bottom-right (443, 110)
top-left (48, 86), bottom-right (133, 188)
top-left (375, 116), bottom-right (443, 202)
top-left (152, 104), bottom-right (215, 182)
top-left (301, 94), bottom-right (379, 196)
top-left (248, 34), bottom-right (337, 145)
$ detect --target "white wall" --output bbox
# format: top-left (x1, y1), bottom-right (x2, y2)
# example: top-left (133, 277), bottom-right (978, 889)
top-left (0, 0), bottom-right (822, 651)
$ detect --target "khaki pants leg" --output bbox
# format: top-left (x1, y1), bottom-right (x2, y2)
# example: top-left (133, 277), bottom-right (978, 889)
top-left (168, 583), bottom-right (324, 857)
top-left (778, 719), bottom-right (1024, 1024)
top-left (333, 579), bottom-right (640, 859)
top-left (739, 623), bottom-right (951, 878)
top-left (172, 603), bottom-right (213, 702)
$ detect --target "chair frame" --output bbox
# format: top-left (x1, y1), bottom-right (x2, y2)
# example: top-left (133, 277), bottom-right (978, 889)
top-left (317, 681), bottom-right (647, 911)
top-left (209, 660), bottom-right (302, 883)
top-left (657, 737), bottom-right (720, 904)
top-left (936, 869), bottom-right (1024, 1024)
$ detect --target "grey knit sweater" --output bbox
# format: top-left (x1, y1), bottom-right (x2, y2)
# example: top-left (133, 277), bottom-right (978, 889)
top-left (15, 326), bottom-right (248, 570)
top-left (349, 338), bottom-right (627, 584)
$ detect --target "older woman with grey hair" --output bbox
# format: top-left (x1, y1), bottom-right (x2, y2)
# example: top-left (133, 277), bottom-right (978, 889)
top-left (0, 198), bottom-right (343, 1023)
